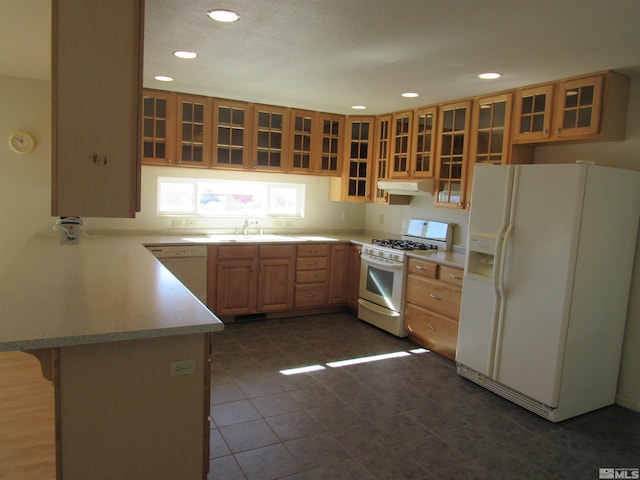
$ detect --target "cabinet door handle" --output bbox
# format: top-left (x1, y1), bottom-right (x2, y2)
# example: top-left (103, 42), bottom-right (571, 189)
top-left (429, 294), bottom-right (442, 300)
top-left (555, 127), bottom-right (561, 134)
top-left (250, 264), bottom-right (254, 274)
top-left (259, 262), bottom-right (263, 273)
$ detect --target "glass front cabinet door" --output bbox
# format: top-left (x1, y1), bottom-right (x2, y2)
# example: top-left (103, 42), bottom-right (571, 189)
top-left (434, 101), bottom-right (471, 208)
top-left (176, 94), bottom-right (212, 167)
top-left (213, 99), bottom-right (252, 170)
top-left (142, 90), bottom-right (176, 165)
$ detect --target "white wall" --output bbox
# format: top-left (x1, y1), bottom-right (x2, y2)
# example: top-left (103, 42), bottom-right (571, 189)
top-left (0, 76), bottom-right (56, 275)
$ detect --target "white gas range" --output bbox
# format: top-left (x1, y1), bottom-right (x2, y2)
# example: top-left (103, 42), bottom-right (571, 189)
top-left (358, 219), bottom-right (453, 337)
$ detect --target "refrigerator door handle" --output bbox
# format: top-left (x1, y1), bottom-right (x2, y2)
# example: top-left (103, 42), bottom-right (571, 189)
top-left (492, 166), bottom-right (520, 378)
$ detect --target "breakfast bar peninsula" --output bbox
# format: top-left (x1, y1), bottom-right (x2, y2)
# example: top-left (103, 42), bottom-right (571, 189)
top-left (0, 234), bottom-right (224, 480)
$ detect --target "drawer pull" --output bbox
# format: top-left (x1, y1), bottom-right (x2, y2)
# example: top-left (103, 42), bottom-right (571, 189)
top-left (449, 274), bottom-right (462, 280)
top-left (415, 265), bottom-right (428, 270)
top-left (429, 294), bottom-right (442, 300)
top-left (304, 294), bottom-right (316, 298)
top-left (306, 262), bottom-right (318, 266)
top-left (427, 324), bottom-right (438, 331)
top-left (307, 275), bottom-right (317, 279)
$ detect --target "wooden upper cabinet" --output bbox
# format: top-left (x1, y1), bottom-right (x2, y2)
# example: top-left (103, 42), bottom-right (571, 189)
top-left (345, 117), bottom-right (374, 202)
top-left (316, 113), bottom-right (345, 176)
top-left (175, 94), bottom-right (212, 168)
top-left (513, 72), bottom-right (629, 144)
top-left (410, 107), bottom-right (437, 178)
top-left (372, 114), bottom-right (392, 204)
top-left (52, 0), bottom-right (143, 218)
top-left (434, 100), bottom-right (471, 209)
top-left (468, 93), bottom-right (513, 172)
top-left (252, 104), bottom-right (289, 171)
top-left (212, 99), bottom-right (252, 170)
top-left (389, 111), bottom-right (413, 178)
top-left (289, 109), bottom-right (316, 174)
top-left (512, 84), bottom-right (553, 143)
top-left (142, 90), bottom-right (176, 166)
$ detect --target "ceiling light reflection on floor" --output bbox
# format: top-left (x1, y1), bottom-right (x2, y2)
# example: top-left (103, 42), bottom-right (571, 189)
top-left (280, 364), bottom-right (326, 375)
top-left (279, 349), bottom-right (428, 376)
top-left (326, 351), bottom-right (410, 368)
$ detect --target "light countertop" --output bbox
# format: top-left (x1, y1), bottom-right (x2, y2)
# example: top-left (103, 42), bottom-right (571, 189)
top-left (0, 235), bottom-right (223, 352)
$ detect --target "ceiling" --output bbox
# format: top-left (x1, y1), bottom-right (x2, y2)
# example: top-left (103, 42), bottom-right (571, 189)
top-left (2, 0), bottom-right (640, 115)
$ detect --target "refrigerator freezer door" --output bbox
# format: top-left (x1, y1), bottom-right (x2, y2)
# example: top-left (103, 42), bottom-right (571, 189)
top-left (494, 164), bottom-right (586, 407)
top-left (456, 165), bottom-right (513, 374)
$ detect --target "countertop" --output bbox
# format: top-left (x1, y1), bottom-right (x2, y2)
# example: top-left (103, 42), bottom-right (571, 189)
top-left (0, 235), bottom-right (223, 352)
top-left (0, 231), bottom-right (465, 352)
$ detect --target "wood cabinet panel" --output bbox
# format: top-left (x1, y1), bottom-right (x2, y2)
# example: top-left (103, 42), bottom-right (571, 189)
top-left (347, 244), bottom-right (362, 309)
top-left (297, 244), bottom-right (330, 257)
top-left (404, 303), bottom-right (459, 356)
top-left (328, 244), bottom-right (350, 305)
top-left (440, 265), bottom-right (464, 287)
top-left (252, 104), bottom-right (289, 171)
top-left (52, 0), bottom-right (143, 218)
top-left (294, 284), bottom-right (327, 308)
top-left (407, 258), bottom-right (438, 279)
top-left (142, 90), bottom-right (177, 166)
top-left (405, 274), bottom-right (461, 319)
top-left (176, 94), bottom-right (212, 167)
top-left (213, 99), bottom-right (252, 170)
top-left (257, 258), bottom-right (295, 312)
top-left (296, 257), bottom-right (329, 271)
top-left (295, 269), bottom-right (328, 284)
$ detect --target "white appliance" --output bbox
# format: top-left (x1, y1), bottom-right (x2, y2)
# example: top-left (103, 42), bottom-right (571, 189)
top-left (146, 245), bottom-right (208, 304)
top-left (456, 163), bottom-right (640, 422)
top-left (358, 219), bottom-right (452, 337)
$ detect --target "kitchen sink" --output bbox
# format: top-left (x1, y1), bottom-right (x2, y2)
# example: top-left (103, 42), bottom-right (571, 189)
top-left (207, 234), bottom-right (295, 242)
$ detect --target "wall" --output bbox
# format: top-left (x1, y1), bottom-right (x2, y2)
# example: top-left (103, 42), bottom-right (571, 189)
top-left (0, 76), bottom-right (55, 275)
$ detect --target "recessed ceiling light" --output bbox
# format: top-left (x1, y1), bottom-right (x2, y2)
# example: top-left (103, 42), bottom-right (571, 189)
top-left (402, 92), bottom-right (420, 98)
top-left (478, 72), bottom-right (502, 80)
top-left (351, 105), bottom-right (367, 110)
top-left (207, 9), bottom-right (240, 23)
top-left (154, 75), bottom-right (174, 82)
top-left (173, 50), bottom-right (198, 60)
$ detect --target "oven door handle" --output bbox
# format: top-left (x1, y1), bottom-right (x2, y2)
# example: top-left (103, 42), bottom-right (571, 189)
top-left (358, 298), bottom-right (401, 317)
top-left (360, 254), bottom-right (405, 270)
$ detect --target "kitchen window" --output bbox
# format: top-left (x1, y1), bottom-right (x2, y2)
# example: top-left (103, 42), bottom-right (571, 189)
top-left (157, 177), bottom-right (305, 217)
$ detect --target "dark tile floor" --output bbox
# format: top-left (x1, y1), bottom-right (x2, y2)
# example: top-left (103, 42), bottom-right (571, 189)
top-left (208, 313), bottom-right (639, 480)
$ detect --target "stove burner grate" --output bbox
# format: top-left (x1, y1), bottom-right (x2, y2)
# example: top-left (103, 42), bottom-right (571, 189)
top-left (371, 238), bottom-right (438, 251)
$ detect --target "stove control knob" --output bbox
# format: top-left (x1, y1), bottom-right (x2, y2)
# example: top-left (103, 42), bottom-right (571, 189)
top-left (378, 251), bottom-right (384, 257)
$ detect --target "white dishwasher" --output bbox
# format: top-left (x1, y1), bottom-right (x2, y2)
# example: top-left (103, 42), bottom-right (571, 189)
top-left (146, 245), bottom-right (208, 304)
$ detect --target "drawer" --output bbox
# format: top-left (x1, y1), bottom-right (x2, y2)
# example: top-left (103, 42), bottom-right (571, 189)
top-left (259, 244), bottom-right (296, 259)
top-left (296, 244), bottom-right (330, 257)
top-left (294, 284), bottom-right (327, 308)
top-left (405, 275), bottom-right (461, 319)
top-left (295, 269), bottom-right (327, 284)
top-left (296, 256), bottom-right (329, 271)
top-left (217, 245), bottom-right (256, 260)
top-left (407, 258), bottom-right (437, 279)
top-left (404, 303), bottom-right (459, 354)
top-left (439, 265), bottom-right (463, 287)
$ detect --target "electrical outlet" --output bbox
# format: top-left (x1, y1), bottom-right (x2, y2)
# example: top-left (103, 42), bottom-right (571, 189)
top-left (341, 211), bottom-right (347, 221)
top-left (170, 359), bottom-right (196, 377)
top-left (379, 214), bottom-right (384, 224)
top-left (171, 219), bottom-right (183, 228)
top-left (285, 220), bottom-right (294, 227)
top-left (185, 219), bottom-right (197, 227)
top-left (273, 220), bottom-right (283, 227)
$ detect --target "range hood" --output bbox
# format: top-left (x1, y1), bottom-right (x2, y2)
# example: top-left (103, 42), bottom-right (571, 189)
top-left (377, 179), bottom-right (434, 196)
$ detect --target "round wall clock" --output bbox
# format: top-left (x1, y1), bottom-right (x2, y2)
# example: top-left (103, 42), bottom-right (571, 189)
top-left (9, 131), bottom-right (36, 154)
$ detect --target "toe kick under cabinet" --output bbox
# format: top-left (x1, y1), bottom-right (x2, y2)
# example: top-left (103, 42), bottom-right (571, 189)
top-left (404, 258), bottom-right (463, 360)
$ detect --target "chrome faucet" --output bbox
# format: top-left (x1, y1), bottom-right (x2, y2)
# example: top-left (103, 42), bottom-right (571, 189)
top-left (242, 218), bottom-right (259, 235)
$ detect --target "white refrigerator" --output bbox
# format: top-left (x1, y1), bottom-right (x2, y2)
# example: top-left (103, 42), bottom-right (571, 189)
top-left (456, 163), bottom-right (640, 422)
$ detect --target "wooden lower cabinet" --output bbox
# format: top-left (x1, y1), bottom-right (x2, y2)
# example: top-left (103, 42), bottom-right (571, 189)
top-left (404, 257), bottom-right (463, 359)
top-left (212, 245), bottom-right (295, 315)
top-left (295, 244), bottom-right (330, 308)
top-left (209, 242), bottom-right (356, 317)
top-left (347, 244), bottom-right (362, 309)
